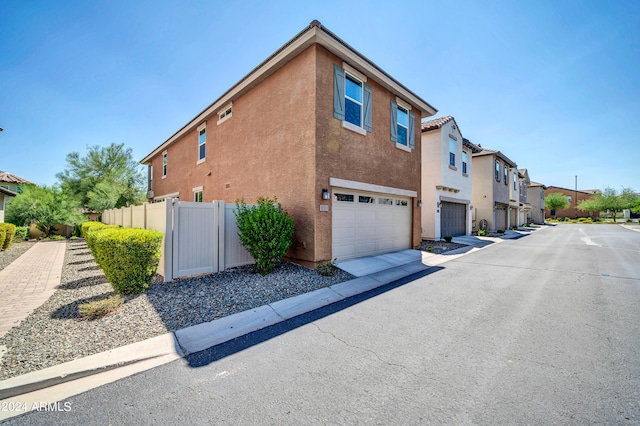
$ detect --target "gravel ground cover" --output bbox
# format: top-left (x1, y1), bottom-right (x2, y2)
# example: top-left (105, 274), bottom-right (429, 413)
top-left (420, 239), bottom-right (466, 253)
top-left (0, 241), bottom-right (37, 272)
top-left (0, 239), bottom-right (354, 380)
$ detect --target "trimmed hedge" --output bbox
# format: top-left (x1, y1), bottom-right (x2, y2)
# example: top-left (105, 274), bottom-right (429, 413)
top-left (80, 221), bottom-right (109, 239)
top-left (93, 228), bottom-right (163, 294)
top-left (0, 223), bottom-right (17, 250)
top-left (0, 228), bottom-right (5, 251)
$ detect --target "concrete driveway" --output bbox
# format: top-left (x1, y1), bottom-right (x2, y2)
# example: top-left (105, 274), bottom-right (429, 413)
top-left (8, 224), bottom-right (640, 424)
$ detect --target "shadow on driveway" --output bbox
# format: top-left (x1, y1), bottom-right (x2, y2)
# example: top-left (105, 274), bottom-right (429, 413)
top-left (185, 266), bottom-right (444, 369)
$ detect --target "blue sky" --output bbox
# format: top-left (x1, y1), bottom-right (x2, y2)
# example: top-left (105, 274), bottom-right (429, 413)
top-left (1, 0), bottom-right (638, 192)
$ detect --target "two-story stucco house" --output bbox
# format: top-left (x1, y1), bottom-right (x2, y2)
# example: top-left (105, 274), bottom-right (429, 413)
top-left (420, 116), bottom-right (481, 239)
top-left (517, 168), bottom-right (531, 226)
top-left (0, 171), bottom-right (32, 223)
top-left (471, 148), bottom-right (518, 232)
top-left (140, 21), bottom-right (437, 266)
top-left (527, 181), bottom-right (547, 224)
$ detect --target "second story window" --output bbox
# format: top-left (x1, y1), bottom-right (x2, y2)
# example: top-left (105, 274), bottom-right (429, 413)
top-left (495, 161), bottom-right (500, 181)
top-left (449, 139), bottom-right (456, 166)
top-left (345, 73), bottom-right (363, 127)
top-left (462, 151), bottom-right (468, 174)
top-left (396, 105), bottom-right (409, 146)
top-left (198, 126), bottom-right (206, 162)
top-left (390, 99), bottom-right (415, 149)
top-left (333, 64), bottom-right (372, 134)
top-left (162, 153), bottom-right (167, 178)
top-left (504, 167), bottom-right (508, 185)
top-left (217, 103), bottom-right (233, 125)
top-left (513, 173), bottom-right (517, 190)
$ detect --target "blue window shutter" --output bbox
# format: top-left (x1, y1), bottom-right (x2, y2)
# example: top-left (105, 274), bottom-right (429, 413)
top-left (408, 111), bottom-right (415, 149)
top-left (333, 65), bottom-right (345, 120)
top-left (390, 100), bottom-right (398, 142)
top-left (363, 83), bottom-right (372, 132)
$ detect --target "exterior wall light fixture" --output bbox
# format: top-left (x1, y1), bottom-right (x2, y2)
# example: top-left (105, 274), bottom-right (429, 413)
top-left (417, 199), bottom-right (423, 207)
top-left (322, 188), bottom-right (330, 200)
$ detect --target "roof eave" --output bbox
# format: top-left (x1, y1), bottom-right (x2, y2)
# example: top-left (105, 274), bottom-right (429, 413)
top-left (141, 21), bottom-right (437, 164)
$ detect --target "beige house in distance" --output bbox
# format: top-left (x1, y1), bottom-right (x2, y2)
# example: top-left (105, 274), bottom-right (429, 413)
top-left (420, 116), bottom-right (481, 239)
top-left (0, 170), bottom-right (32, 223)
top-left (141, 21), bottom-right (437, 266)
top-left (527, 181), bottom-right (547, 224)
top-left (471, 148), bottom-right (518, 232)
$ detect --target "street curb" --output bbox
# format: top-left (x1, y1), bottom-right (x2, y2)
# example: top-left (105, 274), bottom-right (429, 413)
top-left (0, 333), bottom-right (183, 401)
top-left (0, 229), bottom-right (528, 413)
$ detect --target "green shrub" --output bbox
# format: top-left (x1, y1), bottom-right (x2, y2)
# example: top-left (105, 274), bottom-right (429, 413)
top-left (79, 294), bottom-right (124, 320)
top-left (80, 221), bottom-right (108, 239)
top-left (443, 235), bottom-right (453, 242)
top-left (497, 229), bottom-right (505, 234)
top-left (84, 223), bottom-right (118, 265)
top-left (49, 235), bottom-right (65, 240)
top-left (0, 223), bottom-right (17, 250)
top-left (477, 229), bottom-right (487, 236)
top-left (15, 226), bottom-right (29, 241)
top-left (235, 196), bottom-right (294, 275)
top-left (0, 228), bottom-right (5, 251)
top-left (316, 260), bottom-right (337, 277)
top-left (94, 228), bottom-right (163, 294)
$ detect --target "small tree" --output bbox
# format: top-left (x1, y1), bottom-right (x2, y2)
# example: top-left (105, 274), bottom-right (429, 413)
top-left (235, 196), bottom-right (294, 275)
top-left (577, 186), bottom-right (635, 221)
top-left (5, 185), bottom-right (86, 237)
top-left (544, 193), bottom-right (569, 218)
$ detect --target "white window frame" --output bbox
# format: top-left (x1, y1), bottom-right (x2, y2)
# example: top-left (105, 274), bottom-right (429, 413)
top-left (217, 103), bottom-right (233, 125)
top-left (344, 71), bottom-right (364, 130)
top-left (395, 98), bottom-right (413, 151)
top-left (197, 122), bottom-right (206, 164)
top-left (162, 151), bottom-right (167, 178)
top-left (513, 172), bottom-right (517, 190)
top-left (396, 104), bottom-right (409, 147)
top-left (462, 151), bottom-right (468, 175)
top-left (193, 186), bottom-right (204, 203)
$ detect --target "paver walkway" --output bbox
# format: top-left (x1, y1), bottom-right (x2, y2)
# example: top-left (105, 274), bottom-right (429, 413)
top-left (0, 241), bottom-right (66, 338)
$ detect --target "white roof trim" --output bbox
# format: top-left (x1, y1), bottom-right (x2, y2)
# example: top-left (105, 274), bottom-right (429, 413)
top-left (330, 177), bottom-right (417, 198)
top-left (141, 23), bottom-right (436, 164)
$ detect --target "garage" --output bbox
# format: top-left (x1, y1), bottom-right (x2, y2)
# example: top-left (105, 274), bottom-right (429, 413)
top-left (440, 201), bottom-right (467, 237)
top-left (494, 205), bottom-right (507, 231)
top-left (332, 189), bottom-right (412, 260)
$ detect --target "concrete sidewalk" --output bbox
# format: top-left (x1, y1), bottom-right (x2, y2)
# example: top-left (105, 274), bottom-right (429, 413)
top-left (0, 240), bottom-right (66, 338)
top-left (0, 227), bottom-right (544, 420)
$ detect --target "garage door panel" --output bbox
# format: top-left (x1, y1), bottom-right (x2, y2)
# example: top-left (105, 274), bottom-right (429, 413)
top-left (441, 202), bottom-right (466, 237)
top-left (333, 189), bottom-right (412, 260)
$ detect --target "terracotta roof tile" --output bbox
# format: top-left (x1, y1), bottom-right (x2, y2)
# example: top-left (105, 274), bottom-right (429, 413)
top-left (0, 171), bottom-right (33, 185)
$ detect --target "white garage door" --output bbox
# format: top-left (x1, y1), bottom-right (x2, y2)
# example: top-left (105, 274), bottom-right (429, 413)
top-left (332, 189), bottom-right (412, 260)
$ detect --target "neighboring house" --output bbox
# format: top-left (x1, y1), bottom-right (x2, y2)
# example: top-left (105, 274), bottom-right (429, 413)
top-left (527, 181), bottom-right (547, 224)
top-left (0, 170), bottom-right (33, 223)
top-left (517, 169), bottom-right (531, 226)
top-left (471, 148), bottom-right (518, 232)
top-left (140, 20), bottom-right (437, 265)
top-left (544, 186), bottom-right (597, 218)
top-left (420, 116), bottom-right (481, 239)
top-left (0, 186), bottom-right (16, 223)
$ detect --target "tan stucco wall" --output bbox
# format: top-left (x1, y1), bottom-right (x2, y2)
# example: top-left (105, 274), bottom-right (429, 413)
top-left (146, 44), bottom-right (424, 264)
top-left (421, 123), bottom-right (473, 239)
top-left (528, 186), bottom-right (545, 223)
top-left (314, 47), bottom-right (423, 259)
top-left (472, 154), bottom-right (513, 231)
top-left (149, 45), bottom-right (317, 262)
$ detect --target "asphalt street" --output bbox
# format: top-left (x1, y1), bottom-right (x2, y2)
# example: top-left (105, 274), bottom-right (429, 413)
top-left (5, 224), bottom-right (640, 425)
